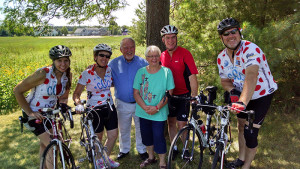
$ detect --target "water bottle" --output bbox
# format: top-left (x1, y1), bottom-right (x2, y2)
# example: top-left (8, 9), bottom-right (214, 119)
top-left (198, 120), bottom-right (206, 134)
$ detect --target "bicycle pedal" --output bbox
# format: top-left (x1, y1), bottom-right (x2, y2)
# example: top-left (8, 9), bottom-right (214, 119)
top-left (78, 158), bottom-right (86, 163)
top-left (79, 141), bottom-right (85, 147)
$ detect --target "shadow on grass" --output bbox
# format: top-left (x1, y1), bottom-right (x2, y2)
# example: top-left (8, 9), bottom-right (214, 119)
top-left (1, 107), bottom-right (299, 169)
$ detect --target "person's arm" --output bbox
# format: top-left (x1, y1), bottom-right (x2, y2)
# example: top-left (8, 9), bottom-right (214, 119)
top-left (238, 65), bottom-right (259, 106)
top-left (73, 83), bottom-right (85, 106)
top-left (133, 89), bottom-right (150, 114)
top-left (220, 78), bottom-right (235, 92)
top-left (189, 74), bottom-right (198, 97)
top-left (13, 69), bottom-right (46, 120)
top-left (59, 73), bottom-right (72, 104)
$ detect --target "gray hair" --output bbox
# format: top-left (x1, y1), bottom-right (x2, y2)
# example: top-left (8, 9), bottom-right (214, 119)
top-left (120, 37), bottom-right (135, 48)
top-left (145, 45), bottom-right (161, 57)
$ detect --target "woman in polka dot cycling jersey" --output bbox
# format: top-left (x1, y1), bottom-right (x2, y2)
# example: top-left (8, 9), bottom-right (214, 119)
top-left (73, 43), bottom-right (120, 168)
top-left (14, 45), bottom-right (73, 163)
top-left (216, 18), bottom-right (278, 169)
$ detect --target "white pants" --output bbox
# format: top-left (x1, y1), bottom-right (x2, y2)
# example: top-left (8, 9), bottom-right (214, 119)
top-left (115, 99), bottom-right (146, 154)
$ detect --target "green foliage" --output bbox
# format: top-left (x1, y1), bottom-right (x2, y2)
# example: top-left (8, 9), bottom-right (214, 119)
top-left (109, 19), bottom-right (121, 35)
top-left (60, 26), bottom-right (69, 36)
top-left (166, 0), bottom-right (300, 112)
top-left (129, 0), bottom-right (146, 46)
top-left (0, 0), bottom-right (127, 36)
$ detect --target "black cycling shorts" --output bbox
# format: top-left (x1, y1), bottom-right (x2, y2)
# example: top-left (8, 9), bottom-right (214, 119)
top-left (89, 104), bottom-right (118, 133)
top-left (168, 93), bottom-right (190, 121)
top-left (237, 93), bottom-right (274, 125)
top-left (22, 111), bottom-right (52, 136)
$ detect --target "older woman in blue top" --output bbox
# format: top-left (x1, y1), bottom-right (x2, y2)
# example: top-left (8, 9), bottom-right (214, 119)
top-left (133, 45), bottom-right (175, 169)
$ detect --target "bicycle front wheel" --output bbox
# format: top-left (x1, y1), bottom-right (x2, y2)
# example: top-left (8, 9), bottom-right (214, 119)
top-left (40, 141), bottom-right (76, 169)
top-left (211, 143), bottom-right (225, 169)
top-left (92, 138), bottom-right (111, 169)
top-left (167, 125), bottom-right (204, 169)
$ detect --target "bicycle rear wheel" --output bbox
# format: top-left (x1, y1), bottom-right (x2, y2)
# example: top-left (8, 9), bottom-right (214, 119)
top-left (211, 143), bottom-right (225, 169)
top-left (40, 141), bottom-right (76, 169)
top-left (92, 138), bottom-right (111, 169)
top-left (167, 125), bottom-right (204, 169)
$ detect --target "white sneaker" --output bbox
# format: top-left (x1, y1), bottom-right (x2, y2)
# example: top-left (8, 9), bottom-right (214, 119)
top-left (109, 158), bottom-right (120, 168)
top-left (96, 159), bottom-right (105, 169)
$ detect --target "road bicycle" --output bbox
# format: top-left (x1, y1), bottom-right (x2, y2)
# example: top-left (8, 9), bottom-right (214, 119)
top-left (211, 107), bottom-right (254, 169)
top-left (38, 104), bottom-right (76, 169)
top-left (76, 99), bottom-right (111, 169)
top-left (166, 86), bottom-right (219, 169)
top-left (166, 86), bottom-right (255, 169)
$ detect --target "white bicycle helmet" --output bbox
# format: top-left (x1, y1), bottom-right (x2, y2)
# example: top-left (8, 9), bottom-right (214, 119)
top-left (93, 43), bottom-right (112, 55)
top-left (160, 25), bottom-right (178, 37)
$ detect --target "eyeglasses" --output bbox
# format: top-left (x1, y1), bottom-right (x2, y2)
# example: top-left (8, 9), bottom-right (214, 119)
top-left (223, 29), bottom-right (239, 36)
top-left (146, 55), bottom-right (160, 58)
top-left (98, 53), bottom-right (111, 59)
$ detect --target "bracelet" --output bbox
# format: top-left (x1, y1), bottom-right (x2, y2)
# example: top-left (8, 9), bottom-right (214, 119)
top-left (155, 105), bottom-right (159, 112)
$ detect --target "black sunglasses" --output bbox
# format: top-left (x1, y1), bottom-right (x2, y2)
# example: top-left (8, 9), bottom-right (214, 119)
top-left (98, 53), bottom-right (111, 59)
top-left (223, 29), bottom-right (239, 36)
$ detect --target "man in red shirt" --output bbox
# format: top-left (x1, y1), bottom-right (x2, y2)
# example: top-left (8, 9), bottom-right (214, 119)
top-left (160, 25), bottom-right (199, 159)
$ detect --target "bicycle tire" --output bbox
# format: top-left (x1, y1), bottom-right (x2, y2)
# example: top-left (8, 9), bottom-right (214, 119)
top-left (167, 125), bottom-right (204, 169)
top-left (40, 141), bottom-right (76, 169)
top-left (211, 143), bottom-right (225, 169)
top-left (92, 138), bottom-right (111, 169)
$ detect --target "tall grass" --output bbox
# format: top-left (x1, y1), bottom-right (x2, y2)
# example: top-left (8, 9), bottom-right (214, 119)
top-left (0, 36), bottom-right (146, 114)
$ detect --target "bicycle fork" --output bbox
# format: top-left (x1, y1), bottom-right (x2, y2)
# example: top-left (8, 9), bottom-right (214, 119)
top-left (52, 139), bottom-right (66, 169)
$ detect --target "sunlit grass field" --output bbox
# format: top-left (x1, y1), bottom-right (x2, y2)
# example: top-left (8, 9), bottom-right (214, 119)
top-left (0, 36), bottom-right (146, 114)
top-left (0, 36), bottom-right (299, 169)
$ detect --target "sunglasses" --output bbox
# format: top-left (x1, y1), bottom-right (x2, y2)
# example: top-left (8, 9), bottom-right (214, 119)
top-left (146, 55), bottom-right (160, 58)
top-left (223, 29), bottom-right (239, 36)
top-left (98, 53), bottom-right (111, 59)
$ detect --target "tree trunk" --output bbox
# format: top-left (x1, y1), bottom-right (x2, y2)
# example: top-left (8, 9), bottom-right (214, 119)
top-left (146, 0), bottom-right (170, 51)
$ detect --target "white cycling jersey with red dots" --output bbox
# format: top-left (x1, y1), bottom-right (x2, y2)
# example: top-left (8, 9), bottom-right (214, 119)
top-left (78, 64), bottom-right (113, 107)
top-left (26, 66), bottom-right (68, 112)
top-left (217, 40), bottom-right (278, 100)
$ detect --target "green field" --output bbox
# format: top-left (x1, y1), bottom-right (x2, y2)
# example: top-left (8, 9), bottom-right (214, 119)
top-left (0, 36), bottom-right (299, 169)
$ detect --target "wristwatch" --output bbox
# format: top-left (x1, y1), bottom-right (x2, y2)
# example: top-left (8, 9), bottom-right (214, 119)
top-left (155, 105), bottom-right (159, 112)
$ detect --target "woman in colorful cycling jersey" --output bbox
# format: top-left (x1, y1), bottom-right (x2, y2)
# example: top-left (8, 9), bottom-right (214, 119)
top-left (73, 43), bottom-right (119, 168)
top-left (14, 45), bottom-right (72, 161)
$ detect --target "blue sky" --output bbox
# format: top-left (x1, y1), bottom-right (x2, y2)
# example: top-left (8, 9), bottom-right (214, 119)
top-left (0, 0), bottom-right (142, 26)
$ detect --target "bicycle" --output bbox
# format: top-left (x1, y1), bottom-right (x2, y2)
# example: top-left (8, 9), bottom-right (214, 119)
top-left (38, 104), bottom-right (76, 169)
top-left (166, 86), bottom-right (219, 169)
top-left (211, 107), bottom-right (254, 169)
top-left (76, 99), bottom-right (112, 169)
top-left (166, 86), bottom-right (255, 169)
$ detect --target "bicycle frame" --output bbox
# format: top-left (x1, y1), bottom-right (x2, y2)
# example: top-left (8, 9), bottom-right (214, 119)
top-left (41, 108), bottom-right (69, 169)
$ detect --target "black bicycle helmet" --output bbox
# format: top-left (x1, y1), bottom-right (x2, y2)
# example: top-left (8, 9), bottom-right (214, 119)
top-left (49, 45), bottom-right (72, 61)
top-left (93, 43), bottom-right (112, 55)
top-left (160, 25), bottom-right (178, 37)
top-left (217, 18), bottom-right (240, 35)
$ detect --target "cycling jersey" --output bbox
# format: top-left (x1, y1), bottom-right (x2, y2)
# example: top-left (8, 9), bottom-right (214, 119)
top-left (77, 64), bottom-right (114, 107)
top-left (217, 40), bottom-right (278, 100)
top-left (161, 46), bottom-right (198, 95)
top-left (26, 66), bottom-right (68, 112)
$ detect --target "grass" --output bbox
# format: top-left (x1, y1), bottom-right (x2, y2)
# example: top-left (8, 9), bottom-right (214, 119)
top-left (0, 106), bottom-right (299, 169)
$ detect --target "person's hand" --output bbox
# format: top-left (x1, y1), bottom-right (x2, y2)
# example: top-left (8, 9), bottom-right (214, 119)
top-left (29, 111), bottom-right (44, 121)
top-left (145, 106), bottom-right (157, 115)
top-left (230, 102), bottom-right (246, 114)
top-left (75, 104), bottom-right (84, 113)
top-left (230, 89), bottom-right (241, 103)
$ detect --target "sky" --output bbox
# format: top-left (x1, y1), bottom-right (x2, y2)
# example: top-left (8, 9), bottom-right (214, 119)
top-left (0, 0), bottom-right (143, 26)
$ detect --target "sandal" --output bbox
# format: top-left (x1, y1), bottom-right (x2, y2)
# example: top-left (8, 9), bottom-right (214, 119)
top-left (140, 158), bottom-right (157, 168)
